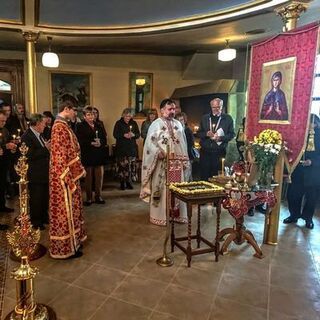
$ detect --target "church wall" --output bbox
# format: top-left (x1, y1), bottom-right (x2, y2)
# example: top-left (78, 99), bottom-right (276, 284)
top-left (0, 50), bottom-right (206, 148)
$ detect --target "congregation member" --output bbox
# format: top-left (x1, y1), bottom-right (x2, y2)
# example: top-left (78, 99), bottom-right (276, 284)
top-left (21, 114), bottom-right (50, 230)
top-left (49, 100), bottom-right (86, 259)
top-left (0, 111), bottom-right (16, 230)
top-left (197, 98), bottom-right (235, 181)
top-left (42, 111), bottom-right (55, 140)
top-left (76, 106), bottom-right (107, 206)
top-left (284, 113), bottom-right (320, 230)
top-left (92, 107), bottom-right (107, 139)
top-left (113, 108), bottom-right (140, 190)
top-left (5, 103), bottom-right (29, 136)
top-left (0, 103), bottom-right (12, 119)
top-left (141, 109), bottom-right (158, 143)
top-left (69, 107), bottom-right (81, 133)
top-left (140, 98), bottom-right (189, 226)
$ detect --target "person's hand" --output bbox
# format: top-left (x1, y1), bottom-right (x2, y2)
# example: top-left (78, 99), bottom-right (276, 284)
top-left (275, 104), bottom-right (281, 115)
top-left (128, 132), bottom-right (135, 138)
top-left (207, 131), bottom-right (215, 138)
top-left (158, 150), bottom-right (166, 160)
top-left (212, 133), bottom-right (221, 141)
top-left (6, 142), bottom-right (16, 150)
top-left (124, 133), bottom-right (131, 139)
top-left (301, 159), bottom-right (312, 167)
top-left (45, 140), bottom-right (51, 150)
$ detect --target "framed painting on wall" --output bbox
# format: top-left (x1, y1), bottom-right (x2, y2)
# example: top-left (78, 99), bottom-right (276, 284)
top-left (50, 71), bottom-right (92, 115)
top-left (259, 57), bottom-right (296, 124)
top-left (129, 72), bottom-right (153, 117)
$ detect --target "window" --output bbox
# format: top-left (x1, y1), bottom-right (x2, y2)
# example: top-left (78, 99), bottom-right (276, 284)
top-left (311, 54), bottom-right (320, 116)
top-left (0, 80), bottom-right (11, 91)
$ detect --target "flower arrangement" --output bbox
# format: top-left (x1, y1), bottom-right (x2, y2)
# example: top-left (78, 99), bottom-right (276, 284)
top-left (232, 161), bottom-right (246, 175)
top-left (252, 129), bottom-right (282, 187)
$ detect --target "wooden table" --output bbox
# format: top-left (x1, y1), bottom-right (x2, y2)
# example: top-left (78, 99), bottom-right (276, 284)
top-left (170, 190), bottom-right (226, 267)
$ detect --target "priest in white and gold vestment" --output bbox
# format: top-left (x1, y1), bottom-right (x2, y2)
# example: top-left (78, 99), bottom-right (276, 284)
top-left (140, 99), bottom-right (190, 226)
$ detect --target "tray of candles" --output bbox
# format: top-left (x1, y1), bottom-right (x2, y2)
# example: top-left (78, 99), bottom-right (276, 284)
top-left (169, 181), bottom-right (225, 197)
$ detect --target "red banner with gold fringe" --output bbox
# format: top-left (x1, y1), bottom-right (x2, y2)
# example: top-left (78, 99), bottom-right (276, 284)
top-left (246, 22), bottom-right (319, 172)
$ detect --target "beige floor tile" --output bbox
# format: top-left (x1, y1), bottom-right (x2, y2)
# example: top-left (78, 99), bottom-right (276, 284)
top-left (42, 258), bottom-right (92, 283)
top-left (50, 285), bottom-right (106, 320)
top-left (90, 297), bottom-right (151, 320)
top-left (270, 264), bottom-right (320, 290)
top-left (96, 249), bottom-right (145, 272)
top-left (149, 312), bottom-right (180, 320)
top-left (269, 309), bottom-right (312, 320)
top-left (1, 296), bottom-right (16, 319)
top-left (208, 296), bottom-right (267, 320)
top-left (112, 275), bottom-right (167, 309)
top-left (269, 285), bottom-right (320, 319)
top-left (224, 255), bottom-right (270, 284)
top-left (217, 274), bottom-right (268, 309)
top-left (155, 284), bottom-right (213, 320)
top-left (172, 265), bottom-right (221, 296)
top-left (74, 264), bottom-right (127, 295)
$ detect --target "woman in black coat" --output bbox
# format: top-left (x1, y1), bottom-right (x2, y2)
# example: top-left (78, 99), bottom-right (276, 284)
top-left (76, 106), bottom-right (107, 205)
top-left (113, 108), bottom-right (140, 190)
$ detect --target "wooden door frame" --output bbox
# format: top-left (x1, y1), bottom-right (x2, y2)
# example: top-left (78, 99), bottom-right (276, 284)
top-left (0, 59), bottom-right (24, 106)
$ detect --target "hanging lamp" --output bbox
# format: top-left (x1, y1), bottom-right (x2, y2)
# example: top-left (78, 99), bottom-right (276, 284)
top-left (42, 36), bottom-right (59, 68)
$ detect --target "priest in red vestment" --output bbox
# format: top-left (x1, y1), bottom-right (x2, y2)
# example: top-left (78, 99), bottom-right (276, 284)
top-left (49, 100), bottom-right (87, 259)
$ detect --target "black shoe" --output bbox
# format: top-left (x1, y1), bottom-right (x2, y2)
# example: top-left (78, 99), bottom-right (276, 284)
top-left (67, 250), bottom-right (83, 259)
top-left (306, 221), bottom-right (314, 229)
top-left (255, 204), bottom-right (266, 214)
top-left (283, 216), bottom-right (298, 224)
top-left (95, 197), bottom-right (105, 204)
top-left (125, 182), bottom-right (133, 190)
top-left (120, 182), bottom-right (125, 190)
top-left (0, 206), bottom-right (14, 213)
top-left (247, 208), bottom-right (254, 216)
top-left (0, 224), bottom-right (9, 231)
top-left (83, 201), bottom-right (92, 206)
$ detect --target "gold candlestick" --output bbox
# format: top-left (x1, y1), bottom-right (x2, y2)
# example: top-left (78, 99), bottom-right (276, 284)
top-left (5, 143), bottom-right (56, 320)
top-left (156, 144), bottom-right (174, 267)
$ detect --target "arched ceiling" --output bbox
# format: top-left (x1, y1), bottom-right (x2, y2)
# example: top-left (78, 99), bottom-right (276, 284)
top-left (0, 0), bottom-right (318, 55)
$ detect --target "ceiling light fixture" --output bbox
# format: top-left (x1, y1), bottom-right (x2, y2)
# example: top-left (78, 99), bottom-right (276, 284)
top-left (42, 36), bottom-right (59, 68)
top-left (218, 39), bottom-right (236, 62)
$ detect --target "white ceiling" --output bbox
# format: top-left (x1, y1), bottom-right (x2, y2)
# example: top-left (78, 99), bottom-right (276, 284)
top-left (0, 0), bottom-right (318, 55)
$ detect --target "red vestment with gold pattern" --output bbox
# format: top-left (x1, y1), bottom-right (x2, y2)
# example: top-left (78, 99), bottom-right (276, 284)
top-left (49, 118), bottom-right (87, 258)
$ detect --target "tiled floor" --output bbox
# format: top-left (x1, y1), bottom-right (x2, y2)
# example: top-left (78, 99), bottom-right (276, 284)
top-left (1, 187), bottom-right (320, 320)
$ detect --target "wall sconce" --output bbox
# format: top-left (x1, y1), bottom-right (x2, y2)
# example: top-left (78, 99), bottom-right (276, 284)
top-left (135, 78), bottom-right (146, 86)
top-left (42, 36), bottom-right (59, 68)
top-left (218, 39), bottom-right (237, 62)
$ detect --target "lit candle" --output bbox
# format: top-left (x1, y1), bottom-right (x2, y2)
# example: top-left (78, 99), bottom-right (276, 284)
top-left (17, 129), bottom-right (21, 137)
top-left (27, 121), bottom-right (30, 127)
top-left (209, 118), bottom-right (212, 132)
top-left (221, 158), bottom-right (225, 176)
top-left (194, 125), bottom-right (199, 133)
top-left (129, 125), bottom-right (132, 132)
top-left (95, 130), bottom-right (99, 139)
top-left (12, 134), bottom-right (16, 140)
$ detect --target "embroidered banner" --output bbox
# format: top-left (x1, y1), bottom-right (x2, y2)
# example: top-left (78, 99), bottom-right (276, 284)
top-left (246, 22), bottom-right (319, 171)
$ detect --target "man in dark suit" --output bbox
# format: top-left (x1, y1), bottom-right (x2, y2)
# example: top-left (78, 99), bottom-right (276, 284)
top-left (21, 113), bottom-right (50, 230)
top-left (197, 98), bottom-right (235, 180)
top-left (284, 114), bottom-right (320, 230)
top-left (0, 111), bottom-right (17, 230)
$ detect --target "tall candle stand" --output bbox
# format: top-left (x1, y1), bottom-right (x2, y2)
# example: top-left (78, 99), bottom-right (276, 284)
top-left (156, 144), bottom-right (174, 267)
top-left (5, 143), bottom-right (56, 320)
top-left (10, 144), bottom-right (47, 261)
